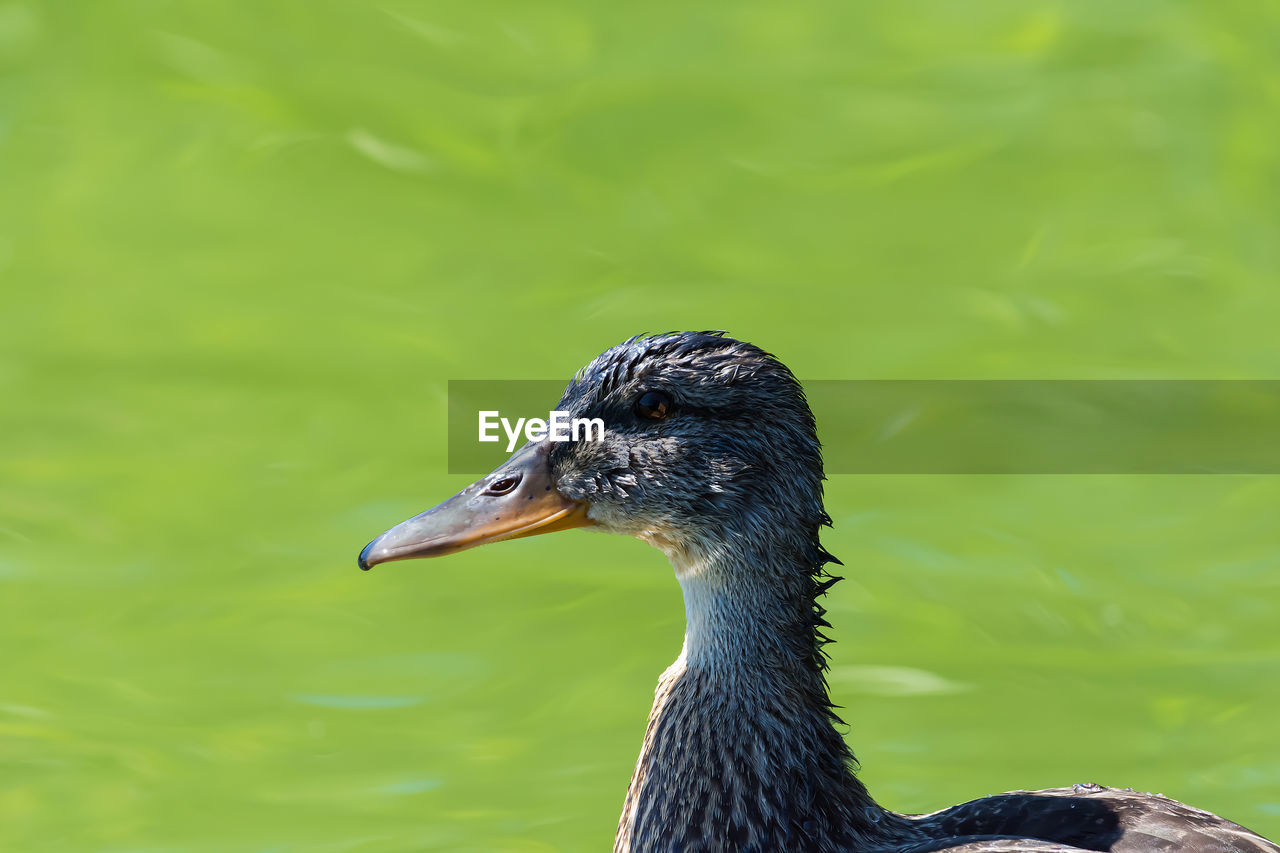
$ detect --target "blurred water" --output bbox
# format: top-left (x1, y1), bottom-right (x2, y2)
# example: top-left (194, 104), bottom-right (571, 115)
top-left (1, 1), bottom-right (1278, 850)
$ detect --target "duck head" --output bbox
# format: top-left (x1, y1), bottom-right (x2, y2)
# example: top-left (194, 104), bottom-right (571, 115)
top-left (358, 331), bottom-right (828, 572)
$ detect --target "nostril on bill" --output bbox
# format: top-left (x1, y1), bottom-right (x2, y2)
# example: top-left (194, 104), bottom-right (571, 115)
top-left (485, 474), bottom-right (522, 496)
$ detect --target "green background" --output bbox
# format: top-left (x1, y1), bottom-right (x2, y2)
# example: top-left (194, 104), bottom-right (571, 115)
top-left (2, 1), bottom-right (1278, 850)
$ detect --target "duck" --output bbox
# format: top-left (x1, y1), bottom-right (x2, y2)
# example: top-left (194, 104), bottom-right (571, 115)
top-left (358, 331), bottom-right (1279, 853)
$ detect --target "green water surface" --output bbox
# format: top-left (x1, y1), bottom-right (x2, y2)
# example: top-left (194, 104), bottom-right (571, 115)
top-left (2, 2), bottom-right (1278, 850)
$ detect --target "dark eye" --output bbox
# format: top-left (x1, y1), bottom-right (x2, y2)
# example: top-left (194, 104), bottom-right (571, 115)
top-left (635, 390), bottom-right (673, 421)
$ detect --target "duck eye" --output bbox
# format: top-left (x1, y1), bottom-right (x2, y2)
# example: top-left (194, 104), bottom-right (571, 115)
top-left (635, 390), bottom-right (673, 421)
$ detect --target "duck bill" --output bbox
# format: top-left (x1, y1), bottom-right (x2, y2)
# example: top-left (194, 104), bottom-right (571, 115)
top-left (358, 441), bottom-right (590, 570)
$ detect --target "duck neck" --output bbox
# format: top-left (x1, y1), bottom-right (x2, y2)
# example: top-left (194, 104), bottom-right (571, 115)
top-left (615, 528), bottom-right (898, 852)
top-left (676, 538), bottom-right (829, 674)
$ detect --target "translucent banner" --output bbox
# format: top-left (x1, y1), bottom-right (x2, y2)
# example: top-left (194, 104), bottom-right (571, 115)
top-left (447, 380), bottom-right (1280, 475)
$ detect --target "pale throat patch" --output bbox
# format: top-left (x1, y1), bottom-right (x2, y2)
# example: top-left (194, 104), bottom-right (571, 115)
top-left (669, 548), bottom-right (761, 671)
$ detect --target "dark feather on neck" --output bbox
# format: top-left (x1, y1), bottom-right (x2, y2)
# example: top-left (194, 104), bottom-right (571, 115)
top-left (617, 480), bottom-right (909, 852)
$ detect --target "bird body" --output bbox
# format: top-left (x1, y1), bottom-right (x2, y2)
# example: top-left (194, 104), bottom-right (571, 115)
top-left (360, 332), bottom-right (1278, 853)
